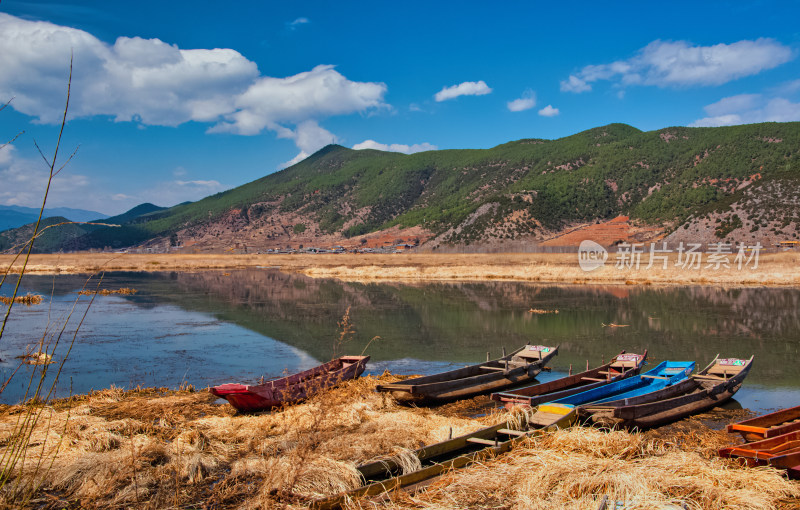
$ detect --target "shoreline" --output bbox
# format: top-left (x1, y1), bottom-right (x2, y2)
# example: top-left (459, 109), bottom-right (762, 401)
top-left (2, 252), bottom-right (799, 287)
top-left (2, 381), bottom-right (797, 509)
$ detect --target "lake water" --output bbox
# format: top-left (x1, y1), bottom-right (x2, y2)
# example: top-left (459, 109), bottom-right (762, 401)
top-left (1, 269), bottom-right (798, 413)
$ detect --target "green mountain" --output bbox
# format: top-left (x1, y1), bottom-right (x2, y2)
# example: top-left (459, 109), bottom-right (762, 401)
top-left (0, 205), bottom-right (107, 232)
top-left (2, 122), bottom-right (799, 253)
top-left (0, 203), bottom-right (167, 253)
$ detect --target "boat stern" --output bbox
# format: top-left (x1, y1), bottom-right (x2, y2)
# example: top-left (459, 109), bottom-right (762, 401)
top-left (209, 383), bottom-right (276, 412)
top-left (529, 402), bottom-right (576, 428)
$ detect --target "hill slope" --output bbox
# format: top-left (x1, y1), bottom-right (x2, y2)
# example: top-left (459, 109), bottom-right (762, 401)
top-left (2, 122), bottom-right (799, 253)
top-left (0, 203), bottom-right (166, 253)
top-left (0, 205), bottom-right (107, 232)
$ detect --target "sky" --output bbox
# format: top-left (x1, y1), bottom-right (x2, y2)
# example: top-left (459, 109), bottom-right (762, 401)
top-left (0, 1), bottom-right (799, 215)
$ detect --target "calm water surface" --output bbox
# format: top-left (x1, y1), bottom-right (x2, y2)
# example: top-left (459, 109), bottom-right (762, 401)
top-left (1, 270), bottom-right (798, 413)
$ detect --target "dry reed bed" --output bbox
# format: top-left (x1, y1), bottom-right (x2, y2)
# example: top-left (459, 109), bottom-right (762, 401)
top-left (0, 294), bottom-right (43, 306)
top-left (76, 287), bottom-right (137, 296)
top-left (3, 252), bottom-right (800, 286)
top-left (0, 378), bottom-right (797, 509)
top-left (384, 428), bottom-right (800, 510)
top-left (0, 376), bottom-right (483, 509)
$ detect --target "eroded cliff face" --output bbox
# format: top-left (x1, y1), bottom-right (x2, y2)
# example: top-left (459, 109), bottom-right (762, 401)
top-left (167, 200), bottom-right (433, 252)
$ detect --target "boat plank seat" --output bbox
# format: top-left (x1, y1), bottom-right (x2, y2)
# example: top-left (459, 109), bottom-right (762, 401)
top-left (516, 352), bottom-right (543, 360)
top-left (382, 384), bottom-right (415, 391)
top-left (480, 366), bottom-right (508, 372)
top-left (507, 361), bottom-right (531, 367)
top-left (497, 428), bottom-right (526, 436)
top-left (581, 377), bottom-right (606, 382)
top-left (529, 412), bottom-right (566, 426)
top-left (641, 375), bottom-right (669, 380)
top-left (466, 437), bottom-right (498, 446)
top-left (597, 371), bottom-right (619, 376)
top-left (756, 441), bottom-right (800, 454)
top-left (694, 374), bottom-right (727, 381)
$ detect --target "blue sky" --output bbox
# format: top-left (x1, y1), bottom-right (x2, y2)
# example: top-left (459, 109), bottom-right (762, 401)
top-left (1, 1), bottom-right (799, 215)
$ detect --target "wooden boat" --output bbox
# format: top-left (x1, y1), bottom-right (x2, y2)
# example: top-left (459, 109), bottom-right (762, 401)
top-left (545, 360), bottom-right (695, 407)
top-left (515, 360), bottom-right (694, 426)
top-left (209, 355), bottom-right (369, 412)
top-left (491, 351), bottom-right (648, 407)
top-left (727, 405), bottom-right (800, 442)
top-left (581, 356), bottom-right (753, 429)
top-left (375, 344), bottom-right (558, 404)
top-left (719, 429), bottom-right (800, 479)
top-left (311, 403), bottom-right (577, 509)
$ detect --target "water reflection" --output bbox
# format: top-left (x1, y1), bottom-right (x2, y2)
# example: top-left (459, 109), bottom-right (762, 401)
top-left (2, 270), bottom-right (799, 411)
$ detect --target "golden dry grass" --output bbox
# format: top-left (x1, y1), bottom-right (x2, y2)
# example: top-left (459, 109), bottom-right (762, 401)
top-left (0, 378), bottom-right (797, 509)
top-left (0, 294), bottom-right (43, 306)
top-left (0, 376), bottom-right (484, 509)
top-left (383, 428), bottom-right (800, 510)
top-left (15, 352), bottom-right (53, 365)
top-left (2, 252), bottom-right (800, 286)
top-left (76, 287), bottom-right (137, 296)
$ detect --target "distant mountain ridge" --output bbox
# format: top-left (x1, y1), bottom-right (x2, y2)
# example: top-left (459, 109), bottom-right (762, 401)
top-left (0, 203), bottom-right (166, 253)
top-left (1, 122), bottom-right (798, 253)
top-left (0, 205), bottom-right (108, 232)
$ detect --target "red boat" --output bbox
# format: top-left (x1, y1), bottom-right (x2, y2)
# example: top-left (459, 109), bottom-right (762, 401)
top-left (209, 355), bottom-right (369, 412)
top-left (719, 429), bottom-right (800, 479)
top-left (727, 405), bottom-right (800, 442)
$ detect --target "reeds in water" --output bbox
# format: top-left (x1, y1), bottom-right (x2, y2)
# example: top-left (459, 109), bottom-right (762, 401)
top-left (77, 287), bottom-right (137, 296)
top-left (0, 293), bottom-right (43, 306)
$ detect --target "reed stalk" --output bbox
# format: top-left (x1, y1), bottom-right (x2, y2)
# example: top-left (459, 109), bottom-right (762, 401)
top-left (0, 55), bottom-right (101, 505)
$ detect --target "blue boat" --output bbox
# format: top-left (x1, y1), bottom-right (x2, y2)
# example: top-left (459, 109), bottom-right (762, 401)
top-left (528, 361), bottom-right (695, 426)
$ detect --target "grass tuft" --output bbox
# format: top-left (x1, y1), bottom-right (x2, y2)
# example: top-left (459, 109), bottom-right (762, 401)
top-left (0, 294), bottom-right (43, 306)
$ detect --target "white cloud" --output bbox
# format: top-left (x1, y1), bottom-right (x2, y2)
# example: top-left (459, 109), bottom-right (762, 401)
top-left (690, 95), bottom-right (800, 127)
top-left (352, 140), bottom-right (437, 154)
top-left (289, 17), bottom-right (309, 28)
top-left (507, 90), bottom-right (536, 112)
top-left (538, 105), bottom-right (560, 117)
top-left (690, 114), bottom-right (743, 127)
top-left (280, 151), bottom-right (311, 169)
top-left (776, 79), bottom-right (800, 95)
top-left (703, 94), bottom-right (762, 116)
top-left (0, 141), bottom-right (227, 212)
top-left (560, 75), bottom-right (592, 93)
top-left (561, 38), bottom-right (793, 93)
top-left (0, 143), bottom-right (15, 165)
top-left (434, 80), bottom-right (492, 102)
top-left (0, 13), bottom-right (388, 165)
top-left (0, 14), bottom-right (259, 125)
top-left (133, 179), bottom-right (226, 209)
top-left (277, 120), bottom-right (338, 168)
top-left (211, 65), bottom-right (386, 135)
top-left (175, 179), bottom-right (221, 188)
top-left (0, 148), bottom-right (94, 210)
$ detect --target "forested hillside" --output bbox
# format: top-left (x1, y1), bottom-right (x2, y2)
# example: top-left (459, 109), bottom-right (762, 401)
top-left (2, 122), bottom-right (798, 253)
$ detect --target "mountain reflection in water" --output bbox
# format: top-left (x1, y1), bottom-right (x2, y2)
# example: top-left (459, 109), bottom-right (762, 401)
top-left (2, 269), bottom-right (798, 412)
